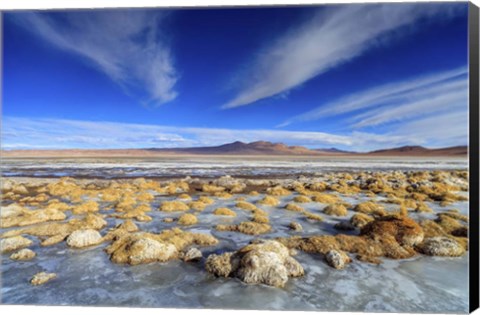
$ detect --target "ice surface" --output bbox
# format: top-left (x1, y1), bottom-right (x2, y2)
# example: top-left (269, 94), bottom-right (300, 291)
top-left (1, 157), bottom-right (467, 179)
top-left (0, 159), bottom-right (470, 312)
top-left (1, 191), bottom-right (469, 312)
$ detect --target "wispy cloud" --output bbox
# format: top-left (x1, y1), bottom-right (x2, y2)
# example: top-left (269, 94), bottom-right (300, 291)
top-left (13, 10), bottom-right (178, 106)
top-left (222, 3), bottom-right (464, 109)
top-left (279, 66), bottom-right (468, 127)
top-left (1, 116), bottom-right (467, 152)
top-left (390, 110), bottom-right (468, 148)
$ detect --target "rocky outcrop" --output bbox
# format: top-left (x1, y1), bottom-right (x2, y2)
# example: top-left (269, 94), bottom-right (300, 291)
top-left (10, 248), bottom-right (36, 260)
top-left (325, 249), bottom-right (351, 269)
top-left (66, 229), bottom-right (103, 248)
top-left (206, 240), bottom-right (304, 288)
top-left (419, 237), bottom-right (465, 257)
top-left (30, 272), bottom-right (57, 286)
top-left (105, 229), bottom-right (218, 265)
top-left (1, 235), bottom-right (33, 253)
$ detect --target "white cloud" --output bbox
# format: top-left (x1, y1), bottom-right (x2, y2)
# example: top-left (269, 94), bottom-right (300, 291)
top-left (14, 10), bottom-right (178, 106)
top-left (279, 66), bottom-right (468, 127)
top-left (390, 110), bottom-right (468, 148)
top-left (222, 3), bottom-right (464, 109)
top-left (1, 116), bottom-right (467, 152)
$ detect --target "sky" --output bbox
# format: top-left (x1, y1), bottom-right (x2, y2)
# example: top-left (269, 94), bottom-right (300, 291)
top-left (2, 3), bottom-right (470, 152)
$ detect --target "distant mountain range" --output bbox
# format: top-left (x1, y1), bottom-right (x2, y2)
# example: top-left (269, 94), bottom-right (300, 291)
top-left (149, 141), bottom-right (317, 155)
top-left (2, 141), bottom-right (467, 157)
top-left (366, 145), bottom-right (468, 156)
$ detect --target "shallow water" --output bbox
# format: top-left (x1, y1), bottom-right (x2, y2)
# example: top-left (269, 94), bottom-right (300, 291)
top-left (1, 157), bottom-right (467, 178)
top-left (0, 191), bottom-right (469, 313)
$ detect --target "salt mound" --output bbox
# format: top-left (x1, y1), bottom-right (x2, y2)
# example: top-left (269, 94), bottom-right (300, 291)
top-left (106, 229), bottom-right (218, 265)
top-left (325, 249), bottom-right (351, 269)
top-left (419, 237), bottom-right (465, 257)
top-left (10, 248), bottom-right (36, 261)
top-left (66, 229), bottom-right (103, 248)
top-left (289, 222), bottom-right (303, 232)
top-left (361, 215), bottom-right (424, 247)
top-left (178, 213), bottom-right (198, 226)
top-left (31, 272), bottom-right (56, 286)
top-left (206, 240), bottom-right (303, 288)
top-left (350, 213), bottom-right (373, 228)
top-left (216, 221), bottom-right (271, 235)
top-left (257, 196), bottom-right (279, 206)
top-left (1, 235), bottom-right (33, 253)
top-left (213, 207), bottom-right (236, 216)
top-left (159, 201), bottom-right (190, 212)
top-left (293, 195), bottom-right (312, 203)
top-left (182, 247), bottom-right (202, 262)
top-left (353, 202), bottom-right (386, 216)
top-left (323, 204), bottom-right (348, 217)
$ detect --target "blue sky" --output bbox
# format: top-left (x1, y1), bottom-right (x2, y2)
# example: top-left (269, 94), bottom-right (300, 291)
top-left (2, 3), bottom-right (469, 151)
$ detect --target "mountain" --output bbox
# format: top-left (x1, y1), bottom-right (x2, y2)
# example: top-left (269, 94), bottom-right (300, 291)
top-left (149, 141), bottom-right (320, 155)
top-left (366, 145), bottom-right (468, 156)
top-left (314, 147), bottom-right (356, 154)
top-left (1, 142), bottom-right (468, 158)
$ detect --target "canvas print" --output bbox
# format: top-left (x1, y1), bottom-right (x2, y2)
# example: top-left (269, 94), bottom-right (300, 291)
top-left (0, 2), bottom-right (475, 313)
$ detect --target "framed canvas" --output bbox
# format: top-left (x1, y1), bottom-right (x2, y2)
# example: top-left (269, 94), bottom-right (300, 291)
top-left (1, 1), bottom-right (479, 314)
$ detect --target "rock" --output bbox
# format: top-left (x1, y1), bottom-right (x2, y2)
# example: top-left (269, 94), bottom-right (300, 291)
top-left (206, 240), bottom-right (303, 288)
top-left (66, 229), bottom-right (103, 248)
top-left (235, 201), bottom-right (257, 211)
top-left (1, 208), bottom-right (67, 229)
top-left (285, 203), bottom-right (304, 212)
top-left (41, 234), bottom-right (68, 247)
top-left (353, 202), bottom-right (386, 216)
top-left (213, 207), bottom-right (236, 216)
top-left (350, 213), bottom-right (374, 229)
top-left (0, 236), bottom-right (33, 253)
top-left (30, 272), bottom-right (57, 286)
top-left (361, 215), bottom-right (424, 247)
top-left (163, 218), bottom-right (175, 223)
top-left (257, 196), bottom-right (279, 206)
top-left (334, 221), bottom-right (355, 231)
top-left (72, 201), bottom-right (99, 214)
top-left (159, 201), bottom-right (190, 212)
top-left (289, 222), bottom-right (303, 232)
top-left (312, 193), bottom-right (339, 204)
top-left (323, 204), bottom-right (348, 217)
top-left (178, 213), bottom-right (198, 225)
top-left (266, 186), bottom-right (291, 196)
top-left (111, 237), bottom-right (177, 265)
top-left (213, 192), bottom-right (233, 199)
top-left (178, 193), bottom-right (192, 200)
top-left (216, 221), bottom-right (271, 235)
top-left (419, 237), bottom-right (465, 257)
top-left (205, 252), bottom-right (238, 277)
top-left (115, 220), bottom-right (138, 232)
top-left (188, 201), bottom-right (207, 211)
top-left (106, 229), bottom-right (218, 265)
top-left (198, 196), bottom-right (215, 205)
top-left (325, 249), bottom-right (351, 269)
top-left (183, 247), bottom-right (202, 262)
top-left (10, 248), bottom-right (36, 260)
top-left (1, 203), bottom-right (25, 218)
top-left (237, 250), bottom-right (288, 287)
top-left (202, 184), bottom-right (225, 193)
top-left (303, 211), bottom-right (323, 221)
top-left (293, 195), bottom-right (312, 203)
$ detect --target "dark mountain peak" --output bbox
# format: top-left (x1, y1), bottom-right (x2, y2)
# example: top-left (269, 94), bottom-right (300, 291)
top-left (228, 141), bottom-right (247, 146)
top-left (371, 145), bottom-right (428, 153)
top-left (249, 140), bottom-right (272, 146)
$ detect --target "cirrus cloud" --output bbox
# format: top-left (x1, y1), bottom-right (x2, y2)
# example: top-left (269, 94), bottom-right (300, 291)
top-left (13, 10), bottom-right (178, 106)
top-left (222, 3), bottom-right (465, 109)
